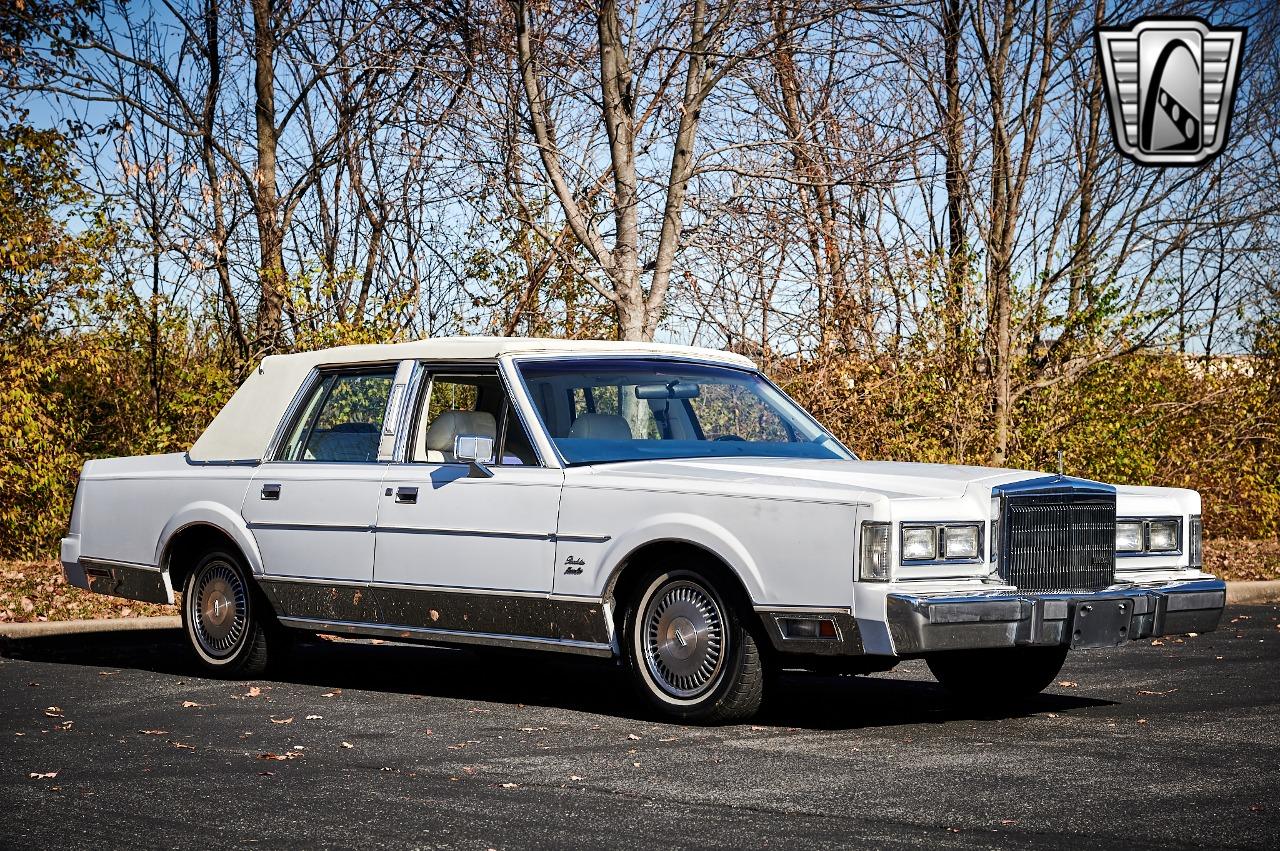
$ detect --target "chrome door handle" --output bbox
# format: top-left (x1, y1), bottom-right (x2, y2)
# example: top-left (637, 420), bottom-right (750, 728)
top-left (394, 486), bottom-right (418, 504)
top-left (260, 483), bottom-right (282, 500)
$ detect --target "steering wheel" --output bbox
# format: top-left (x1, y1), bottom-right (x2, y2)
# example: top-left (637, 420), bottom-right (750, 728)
top-left (713, 434), bottom-right (746, 442)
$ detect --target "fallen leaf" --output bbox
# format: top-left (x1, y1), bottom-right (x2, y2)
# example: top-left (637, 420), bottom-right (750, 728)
top-left (1056, 681), bottom-right (1078, 688)
top-left (305, 715), bottom-right (323, 721)
top-left (257, 771), bottom-right (275, 777)
top-left (500, 782), bottom-right (518, 789)
top-left (28, 772), bottom-right (57, 780)
top-left (1136, 688), bottom-right (1178, 696)
top-left (627, 734), bottom-right (641, 741)
top-left (632, 761), bottom-right (640, 767)
top-left (169, 741), bottom-right (196, 750)
top-left (1150, 640), bottom-right (1164, 646)
top-left (1137, 719), bottom-right (1149, 725)
top-left (341, 741), bottom-right (353, 749)
top-left (569, 775), bottom-right (583, 781)
top-left (1186, 632), bottom-right (1198, 638)
top-left (56, 721), bottom-right (72, 731)
top-left (138, 730), bottom-right (169, 736)
top-left (181, 701), bottom-right (203, 708)
top-left (322, 691), bottom-right (340, 698)
top-left (1000, 820), bottom-right (1018, 826)
top-left (270, 716), bottom-right (294, 725)
top-left (44, 707), bottom-right (63, 717)
top-left (256, 752), bottom-right (303, 761)
top-left (245, 686), bottom-right (262, 698)
top-left (1046, 713), bottom-right (1058, 718)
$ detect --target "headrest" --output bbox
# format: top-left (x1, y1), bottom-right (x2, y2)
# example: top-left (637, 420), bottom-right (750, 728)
top-left (568, 413), bottom-right (633, 441)
top-left (424, 409), bottom-right (497, 453)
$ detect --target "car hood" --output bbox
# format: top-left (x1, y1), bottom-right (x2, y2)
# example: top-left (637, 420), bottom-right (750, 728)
top-left (573, 456), bottom-right (1048, 503)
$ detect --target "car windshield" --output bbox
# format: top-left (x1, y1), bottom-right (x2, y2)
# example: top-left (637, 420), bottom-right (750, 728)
top-left (517, 358), bottom-right (854, 465)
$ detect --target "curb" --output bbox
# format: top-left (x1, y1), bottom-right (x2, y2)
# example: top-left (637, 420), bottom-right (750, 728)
top-left (0, 616), bottom-right (181, 639)
top-left (1226, 580), bottom-right (1280, 605)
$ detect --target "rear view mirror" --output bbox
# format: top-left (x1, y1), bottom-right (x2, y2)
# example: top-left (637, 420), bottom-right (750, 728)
top-left (634, 381), bottom-right (700, 400)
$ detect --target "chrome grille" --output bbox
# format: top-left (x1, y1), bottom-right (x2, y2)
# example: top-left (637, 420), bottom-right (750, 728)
top-left (999, 491), bottom-right (1116, 592)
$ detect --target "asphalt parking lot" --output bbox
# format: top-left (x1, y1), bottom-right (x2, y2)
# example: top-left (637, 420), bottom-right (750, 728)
top-left (2, 605), bottom-right (1277, 850)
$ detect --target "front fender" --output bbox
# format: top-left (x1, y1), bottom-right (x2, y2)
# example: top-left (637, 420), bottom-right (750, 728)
top-left (596, 512), bottom-right (767, 603)
top-left (154, 501), bottom-right (266, 576)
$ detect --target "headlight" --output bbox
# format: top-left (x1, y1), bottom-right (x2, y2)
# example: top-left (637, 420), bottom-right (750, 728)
top-left (1147, 519), bottom-right (1179, 551)
top-left (901, 526), bottom-right (937, 561)
top-left (860, 521), bottom-right (890, 581)
top-left (1116, 517), bottom-right (1182, 555)
top-left (900, 523), bottom-right (983, 563)
top-left (1115, 521), bottom-right (1144, 553)
top-left (942, 525), bottom-right (980, 559)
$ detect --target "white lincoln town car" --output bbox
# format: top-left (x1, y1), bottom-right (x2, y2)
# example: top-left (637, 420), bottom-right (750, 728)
top-left (60, 337), bottom-right (1225, 721)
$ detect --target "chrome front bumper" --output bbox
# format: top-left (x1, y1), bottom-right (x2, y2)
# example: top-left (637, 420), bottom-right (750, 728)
top-left (886, 578), bottom-right (1226, 655)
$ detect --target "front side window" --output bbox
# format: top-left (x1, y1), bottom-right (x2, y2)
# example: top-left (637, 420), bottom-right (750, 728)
top-left (279, 369), bottom-right (396, 462)
top-left (517, 358), bottom-right (853, 465)
top-left (409, 370), bottom-right (537, 466)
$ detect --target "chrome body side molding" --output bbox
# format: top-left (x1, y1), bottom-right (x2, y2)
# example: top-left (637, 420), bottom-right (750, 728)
top-left (276, 616), bottom-right (613, 658)
top-left (258, 577), bottom-right (612, 647)
top-left (78, 557), bottom-right (174, 605)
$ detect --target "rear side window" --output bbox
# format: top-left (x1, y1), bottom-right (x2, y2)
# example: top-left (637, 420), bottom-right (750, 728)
top-left (278, 369), bottom-right (396, 462)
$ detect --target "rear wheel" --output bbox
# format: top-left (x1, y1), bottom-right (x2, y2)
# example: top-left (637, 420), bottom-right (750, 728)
top-left (622, 568), bottom-right (763, 723)
top-left (926, 645), bottom-right (1069, 703)
top-left (181, 549), bottom-right (277, 677)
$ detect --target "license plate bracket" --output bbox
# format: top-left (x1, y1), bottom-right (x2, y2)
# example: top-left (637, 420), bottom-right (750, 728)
top-left (1070, 598), bottom-right (1132, 649)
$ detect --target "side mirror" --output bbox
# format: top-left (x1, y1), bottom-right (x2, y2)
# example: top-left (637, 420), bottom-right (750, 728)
top-left (453, 434), bottom-right (495, 478)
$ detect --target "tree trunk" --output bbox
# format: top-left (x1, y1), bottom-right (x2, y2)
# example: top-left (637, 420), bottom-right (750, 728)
top-left (250, 0), bottom-right (286, 354)
top-left (940, 0), bottom-right (967, 368)
top-left (201, 0), bottom-right (248, 364)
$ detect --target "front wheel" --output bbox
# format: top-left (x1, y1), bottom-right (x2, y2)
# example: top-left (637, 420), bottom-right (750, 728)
top-left (926, 645), bottom-right (1069, 703)
top-left (181, 549), bottom-right (278, 677)
top-left (622, 568), bottom-right (763, 723)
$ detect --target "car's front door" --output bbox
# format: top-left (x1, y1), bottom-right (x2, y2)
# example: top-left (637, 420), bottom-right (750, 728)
top-left (243, 363), bottom-right (406, 623)
top-left (373, 366), bottom-right (566, 634)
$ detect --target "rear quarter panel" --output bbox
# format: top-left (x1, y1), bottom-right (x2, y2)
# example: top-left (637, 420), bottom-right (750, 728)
top-left (78, 454), bottom-right (256, 569)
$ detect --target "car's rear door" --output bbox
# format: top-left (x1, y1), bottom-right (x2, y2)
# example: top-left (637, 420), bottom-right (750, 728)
top-left (243, 361), bottom-right (410, 624)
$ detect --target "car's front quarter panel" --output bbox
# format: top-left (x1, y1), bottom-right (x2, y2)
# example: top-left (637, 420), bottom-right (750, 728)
top-left (555, 468), bottom-right (863, 609)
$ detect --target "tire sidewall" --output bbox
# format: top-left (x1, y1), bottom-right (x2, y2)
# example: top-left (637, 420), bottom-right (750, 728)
top-left (625, 568), bottom-right (747, 718)
top-left (182, 549), bottom-right (257, 670)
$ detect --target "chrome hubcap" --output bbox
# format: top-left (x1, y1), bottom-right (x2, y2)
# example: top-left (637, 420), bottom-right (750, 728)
top-left (642, 580), bottom-right (725, 699)
top-left (192, 561), bottom-right (247, 658)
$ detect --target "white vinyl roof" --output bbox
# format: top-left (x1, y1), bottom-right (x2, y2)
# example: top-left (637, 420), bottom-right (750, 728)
top-left (188, 336), bottom-right (756, 462)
